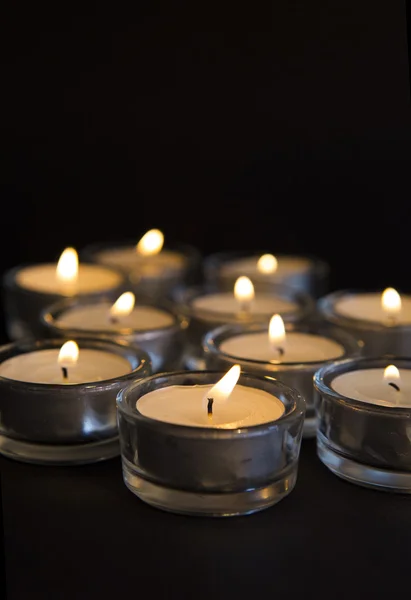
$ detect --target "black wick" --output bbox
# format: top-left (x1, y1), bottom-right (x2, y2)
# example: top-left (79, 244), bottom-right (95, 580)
top-left (61, 367), bottom-right (68, 380)
top-left (276, 347), bottom-right (284, 357)
top-left (109, 316), bottom-right (118, 324)
top-left (388, 382), bottom-right (400, 392)
top-left (207, 397), bottom-right (214, 418)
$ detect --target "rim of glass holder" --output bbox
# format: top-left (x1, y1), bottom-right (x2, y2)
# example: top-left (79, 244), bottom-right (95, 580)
top-left (203, 321), bottom-right (362, 372)
top-left (117, 369), bottom-right (306, 435)
top-left (174, 283), bottom-right (315, 325)
top-left (318, 289), bottom-right (411, 332)
top-left (0, 336), bottom-right (151, 390)
top-left (80, 239), bottom-right (201, 271)
top-left (42, 294), bottom-right (188, 341)
top-left (204, 250), bottom-right (329, 279)
top-left (2, 263), bottom-right (126, 299)
top-left (314, 355), bottom-right (411, 416)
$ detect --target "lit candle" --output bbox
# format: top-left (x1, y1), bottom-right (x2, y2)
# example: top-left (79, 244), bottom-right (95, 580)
top-left (43, 292), bottom-right (183, 372)
top-left (332, 363), bottom-right (411, 408)
top-left (204, 315), bottom-right (359, 437)
top-left (0, 339), bottom-right (131, 384)
top-left (191, 277), bottom-right (298, 318)
top-left (117, 368), bottom-right (305, 515)
top-left (3, 247), bottom-right (125, 341)
top-left (204, 252), bottom-right (328, 297)
top-left (319, 288), bottom-right (411, 356)
top-left (137, 364), bottom-right (285, 428)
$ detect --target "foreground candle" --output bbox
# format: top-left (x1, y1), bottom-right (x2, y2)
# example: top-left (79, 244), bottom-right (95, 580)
top-left (204, 315), bottom-right (360, 437)
top-left (43, 292), bottom-right (185, 372)
top-left (314, 356), bottom-right (411, 493)
top-left (117, 369), bottom-right (305, 516)
top-left (3, 247), bottom-right (124, 340)
top-left (319, 288), bottom-right (411, 356)
top-left (81, 230), bottom-right (200, 300)
top-left (0, 338), bottom-right (150, 465)
top-left (204, 251), bottom-right (329, 297)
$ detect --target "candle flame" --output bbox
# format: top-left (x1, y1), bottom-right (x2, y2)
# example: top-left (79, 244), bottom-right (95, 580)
top-left (205, 365), bottom-right (241, 406)
top-left (257, 254), bottom-right (278, 274)
top-left (56, 247), bottom-right (78, 283)
top-left (269, 314), bottom-right (286, 346)
top-left (58, 340), bottom-right (79, 368)
top-left (234, 276), bottom-right (255, 306)
top-left (110, 292), bottom-right (135, 318)
top-left (384, 364), bottom-right (400, 381)
top-left (381, 288), bottom-right (401, 316)
top-left (136, 229), bottom-right (164, 256)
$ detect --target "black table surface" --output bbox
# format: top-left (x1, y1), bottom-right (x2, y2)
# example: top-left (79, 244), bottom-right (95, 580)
top-left (1, 438), bottom-right (410, 599)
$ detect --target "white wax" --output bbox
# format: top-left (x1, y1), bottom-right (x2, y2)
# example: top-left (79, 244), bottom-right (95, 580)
top-left (137, 384), bottom-right (285, 428)
top-left (192, 293), bottom-right (297, 317)
top-left (16, 264), bottom-right (122, 295)
top-left (332, 369), bottom-right (411, 408)
top-left (221, 255), bottom-right (312, 279)
top-left (95, 247), bottom-right (186, 279)
top-left (55, 303), bottom-right (175, 332)
top-left (220, 332), bottom-right (344, 363)
top-left (334, 293), bottom-right (411, 325)
top-left (0, 349), bottom-right (131, 384)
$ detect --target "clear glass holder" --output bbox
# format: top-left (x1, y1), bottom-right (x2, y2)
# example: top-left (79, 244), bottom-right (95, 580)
top-left (0, 337), bottom-right (151, 465)
top-left (318, 290), bottom-right (411, 356)
top-left (81, 240), bottom-right (202, 303)
top-left (42, 295), bottom-right (188, 373)
top-left (204, 251), bottom-right (329, 298)
top-left (203, 322), bottom-right (361, 438)
top-left (117, 371), bottom-right (305, 517)
top-left (314, 356), bottom-right (411, 493)
top-left (174, 283), bottom-right (315, 371)
top-left (2, 264), bottom-right (125, 341)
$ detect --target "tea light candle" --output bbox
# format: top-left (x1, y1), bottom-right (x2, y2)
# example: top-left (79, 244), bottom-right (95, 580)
top-left (0, 340), bottom-right (131, 384)
top-left (314, 357), bottom-right (411, 492)
top-left (204, 252), bottom-right (329, 297)
top-left (3, 247), bottom-right (125, 341)
top-left (43, 293), bottom-right (184, 372)
top-left (138, 365), bottom-right (285, 428)
top-left (319, 288), bottom-right (411, 356)
top-left (204, 315), bottom-right (359, 437)
top-left (117, 368), bottom-right (305, 516)
top-left (0, 337), bottom-right (151, 465)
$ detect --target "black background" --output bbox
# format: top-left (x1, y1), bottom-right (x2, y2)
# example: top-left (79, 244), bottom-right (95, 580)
top-left (1, 2), bottom-right (411, 597)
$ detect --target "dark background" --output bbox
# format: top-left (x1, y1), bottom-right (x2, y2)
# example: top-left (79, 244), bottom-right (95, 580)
top-left (1, 2), bottom-right (411, 295)
top-left (1, 2), bottom-right (411, 598)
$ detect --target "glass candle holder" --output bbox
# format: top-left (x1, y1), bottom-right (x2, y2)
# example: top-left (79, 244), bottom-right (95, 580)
top-left (81, 240), bottom-right (201, 302)
top-left (3, 263), bottom-right (125, 341)
top-left (204, 251), bottom-right (329, 298)
top-left (0, 337), bottom-right (151, 465)
top-left (318, 290), bottom-right (411, 356)
top-left (117, 370), bottom-right (305, 517)
top-left (174, 284), bottom-right (315, 370)
top-left (314, 356), bottom-right (411, 493)
top-left (42, 295), bottom-right (188, 373)
top-left (203, 322), bottom-right (361, 437)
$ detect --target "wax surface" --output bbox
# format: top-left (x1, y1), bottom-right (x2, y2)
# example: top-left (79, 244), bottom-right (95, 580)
top-left (221, 256), bottom-right (312, 279)
top-left (192, 293), bottom-right (297, 317)
top-left (334, 293), bottom-right (411, 325)
top-left (220, 332), bottom-right (344, 363)
top-left (332, 369), bottom-right (411, 408)
top-left (16, 264), bottom-right (122, 295)
top-left (0, 349), bottom-right (132, 384)
top-left (95, 247), bottom-right (186, 278)
top-left (56, 303), bottom-right (175, 332)
top-left (137, 384), bottom-right (285, 428)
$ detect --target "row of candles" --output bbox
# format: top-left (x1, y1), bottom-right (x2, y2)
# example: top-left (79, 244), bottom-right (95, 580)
top-left (1, 229), bottom-right (410, 516)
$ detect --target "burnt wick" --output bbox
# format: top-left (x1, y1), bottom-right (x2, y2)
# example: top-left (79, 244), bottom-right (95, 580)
top-left (276, 347), bottom-right (284, 357)
top-left (207, 397), bottom-right (214, 418)
top-left (61, 367), bottom-right (68, 380)
top-left (388, 382), bottom-right (400, 392)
